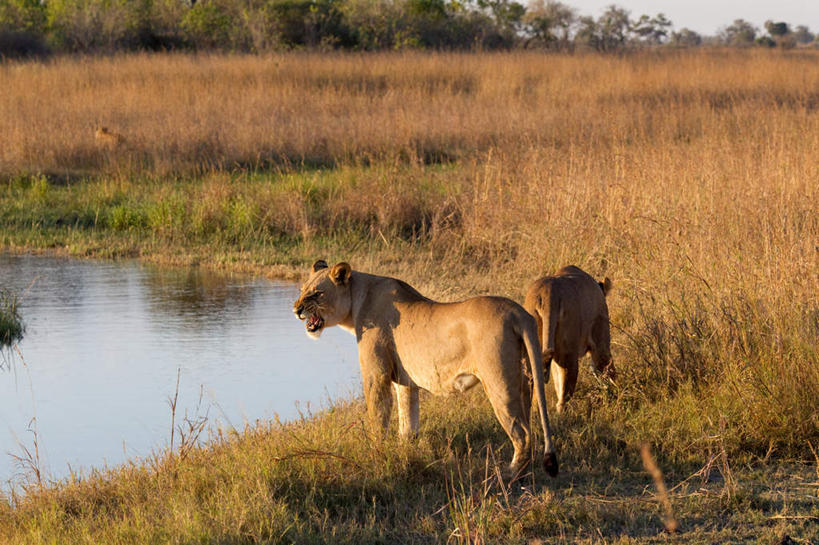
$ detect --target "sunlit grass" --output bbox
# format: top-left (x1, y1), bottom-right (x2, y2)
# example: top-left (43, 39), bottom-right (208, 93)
top-left (0, 49), bottom-right (817, 543)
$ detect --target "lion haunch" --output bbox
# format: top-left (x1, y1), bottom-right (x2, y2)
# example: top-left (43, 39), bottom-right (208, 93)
top-left (293, 260), bottom-right (558, 477)
top-left (524, 265), bottom-right (614, 413)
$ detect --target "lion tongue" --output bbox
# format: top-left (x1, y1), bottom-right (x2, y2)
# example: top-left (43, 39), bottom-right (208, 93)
top-left (307, 315), bottom-right (322, 329)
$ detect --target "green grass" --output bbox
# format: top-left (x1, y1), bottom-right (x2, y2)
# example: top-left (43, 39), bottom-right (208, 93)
top-left (0, 166), bottom-right (454, 271)
top-left (0, 289), bottom-right (24, 347)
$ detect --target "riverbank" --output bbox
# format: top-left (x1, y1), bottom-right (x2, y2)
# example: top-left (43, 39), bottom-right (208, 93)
top-left (1, 50), bottom-right (817, 543)
top-left (1, 388), bottom-right (817, 544)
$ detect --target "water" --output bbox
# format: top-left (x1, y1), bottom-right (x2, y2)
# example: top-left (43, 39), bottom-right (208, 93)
top-left (0, 254), bottom-right (360, 486)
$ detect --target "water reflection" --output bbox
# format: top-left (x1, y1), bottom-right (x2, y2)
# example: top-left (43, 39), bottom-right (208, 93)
top-left (143, 267), bottom-right (255, 330)
top-left (0, 254), bottom-right (360, 486)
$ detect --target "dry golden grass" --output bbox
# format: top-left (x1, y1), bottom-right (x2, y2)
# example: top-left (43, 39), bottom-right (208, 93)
top-left (0, 49), bottom-right (817, 543)
top-left (2, 49), bottom-right (818, 175)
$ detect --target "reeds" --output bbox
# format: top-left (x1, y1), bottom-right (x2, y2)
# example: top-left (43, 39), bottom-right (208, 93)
top-left (0, 290), bottom-right (24, 347)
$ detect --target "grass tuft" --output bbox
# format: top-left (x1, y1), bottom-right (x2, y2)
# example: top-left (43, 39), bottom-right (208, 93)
top-left (0, 290), bottom-right (24, 347)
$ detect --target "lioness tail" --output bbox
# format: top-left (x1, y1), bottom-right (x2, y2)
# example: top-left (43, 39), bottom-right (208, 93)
top-left (520, 314), bottom-right (558, 477)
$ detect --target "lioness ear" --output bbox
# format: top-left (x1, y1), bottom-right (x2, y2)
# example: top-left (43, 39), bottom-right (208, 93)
top-left (330, 262), bottom-right (352, 286)
top-left (312, 259), bottom-right (328, 273)
top-left (599, 277), bottom-right (613, 296)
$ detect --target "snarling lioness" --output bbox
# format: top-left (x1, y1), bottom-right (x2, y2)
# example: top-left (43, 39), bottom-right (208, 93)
top-left (524, 266), bottom-right (614, 413)
top-left (293, 260), bottom-right (558, 477)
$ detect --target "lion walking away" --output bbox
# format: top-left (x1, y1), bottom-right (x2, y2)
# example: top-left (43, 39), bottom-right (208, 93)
top-left (524, 265), bottom-right (614, 413)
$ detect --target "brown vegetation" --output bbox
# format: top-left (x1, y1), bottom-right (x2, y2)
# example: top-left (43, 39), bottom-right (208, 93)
top-left (0, 49), bottom-right (817, 543)
top-left (2, 49), bottom-right (818, 177)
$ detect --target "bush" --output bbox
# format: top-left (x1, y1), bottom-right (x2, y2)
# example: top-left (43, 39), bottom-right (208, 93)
top-left (46, 0), bottom-right (154, 52)
top-left (0, 0), bottom-right (47, 34)
top-left (0, 0), bottom-right (49, 56)
top-left (181, 0), bottom-right (237, 50)
top-left (0, 29), bottom-right (48, 57)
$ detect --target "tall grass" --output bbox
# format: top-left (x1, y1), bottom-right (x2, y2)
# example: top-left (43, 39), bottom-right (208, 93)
top-left (0, 49), bottom-right (817, 543)
top-left (2, 50), bottom-right (818, 176)
top-left (0, 290), bottom-right (24, 347)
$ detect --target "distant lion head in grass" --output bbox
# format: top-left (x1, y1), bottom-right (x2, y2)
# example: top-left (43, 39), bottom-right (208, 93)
top-left (94, 126), bottom-right (125, 147)
top-left (293, 259), bottom-right (558, 478)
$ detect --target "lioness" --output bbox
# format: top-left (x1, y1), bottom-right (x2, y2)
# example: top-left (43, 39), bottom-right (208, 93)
top-left (524, 266), bottom-right (614, 413)
top-left (293, 260), bottom-right (558, 477)
top-left (94, 126), bottom-right (125, 147)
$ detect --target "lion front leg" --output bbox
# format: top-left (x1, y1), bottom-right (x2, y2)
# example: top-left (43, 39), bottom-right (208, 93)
top-left (362, 371), bottom-right (392, 434)
top-left (394, 383), bottom-right (419, 438)
top-left (358, 338), bottom-right (395, 435)
top-left (552, 353), bottom-right (579, 414)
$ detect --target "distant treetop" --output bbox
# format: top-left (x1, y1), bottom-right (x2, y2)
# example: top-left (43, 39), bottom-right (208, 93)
top-left (0, 0), bottom-right (816, 56)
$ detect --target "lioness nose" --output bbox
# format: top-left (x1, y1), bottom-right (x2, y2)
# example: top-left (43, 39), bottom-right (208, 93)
top-left (294, 304), bottom-right (304, 317)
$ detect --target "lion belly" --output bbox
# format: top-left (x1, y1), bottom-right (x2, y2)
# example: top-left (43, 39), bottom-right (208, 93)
top-left (388, 299), bottom-right (519, 396)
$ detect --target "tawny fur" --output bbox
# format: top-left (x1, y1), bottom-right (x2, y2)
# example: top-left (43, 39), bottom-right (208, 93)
top-left (94, 126), bottom-right (125, 147)
top-left (293, 260), bottom-right (559, 477)
top-left (524, 265), bottom-right (614, 413)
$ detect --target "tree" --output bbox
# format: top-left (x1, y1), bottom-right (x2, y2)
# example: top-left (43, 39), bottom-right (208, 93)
top-left (476, 0), bottom-right (525, 34)
top-left (47, 0), bottom-right (154, 52)
top-left (0, 0), bottom-right (49, 56)
top-left (523, 0), bottom-right (575, 49)
top-left (0, 0), bottom-right (47, 34)
top-left (792, 25), bottom-right (814, 44)
top-left (597, 4), bottom-right (629, 50)
top-left (340, 0), bottom-right (404, 50)
top-left (763, 20), bottom-right (799, 48)
top-left (755, 35), bottom-right (775, 48)
top-left (719, 19), bottom-right (756, 46)
top-left (670, 27), bottom-right (701, 47)
top-left (631, 13), bottom-right (671, 44)
top-left (180, 1), bottom-right (234, 50)
top-left (574, 14), bottom-right (599, 49)
top-left (574, 4), bottom-right (632, 52)
top-left (764, 20), bottom-right (789, 37)
top-left (408, 0), bottom-right (447, 19)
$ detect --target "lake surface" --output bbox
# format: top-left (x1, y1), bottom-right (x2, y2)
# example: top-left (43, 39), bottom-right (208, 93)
top-left (0, 254), bottom-right (360, 487)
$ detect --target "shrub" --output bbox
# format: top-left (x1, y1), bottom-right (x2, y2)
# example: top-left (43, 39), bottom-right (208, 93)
top-left (46, 0), bottom-right (153, 52)
top-left (181, 0), bottom-right (237, 50)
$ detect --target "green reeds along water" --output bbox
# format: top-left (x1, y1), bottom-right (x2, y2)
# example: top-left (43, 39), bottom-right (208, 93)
top-left (0, 289), bottom-right (24, 347)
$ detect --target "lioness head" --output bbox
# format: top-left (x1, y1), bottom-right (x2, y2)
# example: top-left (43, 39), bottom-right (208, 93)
top-left (293, 260), bottom-right (352, 339)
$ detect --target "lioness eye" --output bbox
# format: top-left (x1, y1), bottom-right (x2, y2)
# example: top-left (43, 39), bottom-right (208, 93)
top-left (315, 291), bottom-right (324, 298)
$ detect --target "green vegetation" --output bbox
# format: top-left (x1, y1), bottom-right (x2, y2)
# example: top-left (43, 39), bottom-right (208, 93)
top-left (0, 289), bottom-right (24, 347)
top-left (0, 0), bottom-right (816, 56)
top-left (0, 51), bottom-right (817, 542)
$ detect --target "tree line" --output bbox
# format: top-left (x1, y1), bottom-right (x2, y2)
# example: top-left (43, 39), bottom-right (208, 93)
top-left (1, 0), bottom-right (817, 56)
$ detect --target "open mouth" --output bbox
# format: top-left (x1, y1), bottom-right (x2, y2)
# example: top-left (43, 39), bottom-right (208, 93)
top-left (306, 313), bottom-right (324, 333)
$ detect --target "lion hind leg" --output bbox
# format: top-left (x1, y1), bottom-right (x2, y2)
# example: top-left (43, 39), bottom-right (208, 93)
top-left (590, 315), bottom-right (615, 380)
top-left (483, 382), bottom-right (532, 475)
